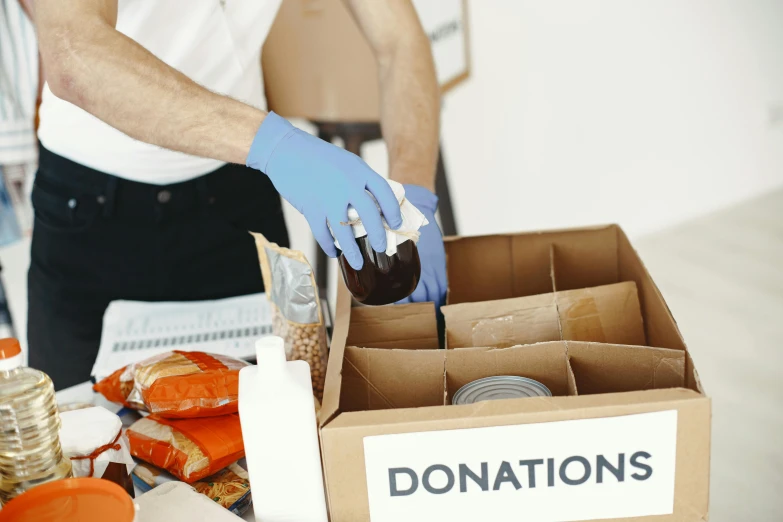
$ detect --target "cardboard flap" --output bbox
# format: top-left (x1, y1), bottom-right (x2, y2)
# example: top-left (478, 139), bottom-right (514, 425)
top-left (320, 279), bottom-right (353, 427)
top-left (567, 342), bottom-right (686, 394)
top-left (444, 225), bottom-right (618, 305)
top-left (443, 282), bottom-right (645, 349)
top-left (341, 346), bottom-right (446, 412)
top-left (346, 302), bottom-right (438, 350)
top-left (616, 227), bottom-right (687, 351)
top-left (444, 342), bottom-right (572, 398)
top-left (557, 281), bottom-right (646, 346)
top-left (442, 293), bottom-right (558, 348)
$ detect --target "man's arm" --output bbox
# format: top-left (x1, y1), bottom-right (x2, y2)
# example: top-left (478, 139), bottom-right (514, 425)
top-left (345, 0), bottom-right (446, 306)
top-left (344, 0), bottom-right (440, 191)
top-left (34, 0), bottom-right (265, 165)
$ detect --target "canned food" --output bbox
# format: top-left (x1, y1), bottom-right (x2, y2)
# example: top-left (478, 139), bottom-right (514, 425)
top-left (452, 376), bottom-right (552, 405)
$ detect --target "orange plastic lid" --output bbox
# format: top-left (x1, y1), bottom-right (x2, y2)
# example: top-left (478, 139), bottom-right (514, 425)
top-left (0, 338), bottom-right (21, 360)
top-left (0, 478), bottom-right (135, 522)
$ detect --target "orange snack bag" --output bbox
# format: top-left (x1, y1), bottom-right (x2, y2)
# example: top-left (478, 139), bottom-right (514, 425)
top-left (126, 413), bottom-right (244, 483)
top-left (93, 351), bottom-right (249, 418)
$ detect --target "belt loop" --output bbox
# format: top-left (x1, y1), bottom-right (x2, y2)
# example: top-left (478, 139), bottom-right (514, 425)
top-left (102, 176), bottom-right (118, 218)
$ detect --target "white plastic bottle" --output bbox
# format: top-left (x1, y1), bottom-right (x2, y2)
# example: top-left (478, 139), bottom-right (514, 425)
top-left (239, 336), bottom-right (328, 522)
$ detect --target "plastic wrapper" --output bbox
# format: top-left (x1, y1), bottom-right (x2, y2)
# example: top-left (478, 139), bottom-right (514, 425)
top-left (133, 461), bottom-right (252, 516)
top-left (135, 481), bottom-right (241, 522)
top-left (59, 406), bottom-right (136, 497)
top-left (93, 350), bottom-right (249, 418)
top-left (252, 232), bottom-right (328, 400)
top-left (126, 413), bottom-right (244, 483)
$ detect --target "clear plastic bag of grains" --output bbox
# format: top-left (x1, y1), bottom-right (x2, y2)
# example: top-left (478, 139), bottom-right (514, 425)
top-left (252, 233), bottom-right (328, 401)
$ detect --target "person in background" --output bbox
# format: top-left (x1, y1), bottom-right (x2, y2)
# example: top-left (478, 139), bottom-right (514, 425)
top-left (0, 0), bottom-right (38, 245)
top-left (26, 0), bottom-right (446, 390)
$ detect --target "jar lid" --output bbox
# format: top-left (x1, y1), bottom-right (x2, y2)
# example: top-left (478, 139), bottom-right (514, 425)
top-left (0, 338), bottom-right (21, 359)
top-left (0, 338), bottom-right (23, 371)
top-left (0, 478), bottom-right (135, 522)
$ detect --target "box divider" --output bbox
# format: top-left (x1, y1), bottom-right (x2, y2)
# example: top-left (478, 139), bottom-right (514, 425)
top-left (343, 349), bottom-right (399, 410)
top-left (565, 354), bottom-right (579, 396)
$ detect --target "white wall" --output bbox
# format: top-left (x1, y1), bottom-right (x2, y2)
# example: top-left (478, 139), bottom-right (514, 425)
top-left (364, 0), bottom-right (783, 238)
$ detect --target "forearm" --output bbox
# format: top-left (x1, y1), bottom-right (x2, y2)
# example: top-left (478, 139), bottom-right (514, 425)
top-left (36, 7), bottom-right (264, 165)
top-left (378, 34), bottom-right (440, 192)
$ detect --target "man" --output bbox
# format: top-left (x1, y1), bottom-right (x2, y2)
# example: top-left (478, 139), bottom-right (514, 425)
top-left (28, 0), bottom-right (446, 390)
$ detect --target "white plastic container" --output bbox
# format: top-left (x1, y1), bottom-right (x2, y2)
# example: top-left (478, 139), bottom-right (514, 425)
top-left (238, 336), bottom-right (328, 522)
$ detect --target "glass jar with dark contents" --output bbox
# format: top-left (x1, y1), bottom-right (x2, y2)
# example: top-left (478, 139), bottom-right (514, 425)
top-left (338, 236), bottom-right (421, 306)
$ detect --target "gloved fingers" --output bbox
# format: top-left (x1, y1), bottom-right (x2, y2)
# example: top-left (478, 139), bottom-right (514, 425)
top-left (395, 295), bottom-right (413, 305)
top-left (329, 210), bottom-right (364, 270)
top-left (350, 192), bottom-right (388, 254)
top-left (305, 211), bottom-right (338, 258)
top-left (408, 275), bottom-right (431, 303)
top-left (364, 172), bottom-right (403, 229)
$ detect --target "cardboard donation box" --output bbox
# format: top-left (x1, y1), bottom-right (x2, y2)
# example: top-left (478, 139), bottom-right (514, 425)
top-left (319, 225), bottom-right (711, 522)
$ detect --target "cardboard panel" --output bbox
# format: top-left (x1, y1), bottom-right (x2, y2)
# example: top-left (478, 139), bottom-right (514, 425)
top-left (443, 282), bottom-right (645, 349)
top-left (558, 282), bottom-right (646, 346)
top-left (442, 293), bottom-right (559, 348)
top-left (445, 235), bottom-right (516, 304)
top-left (444, 343), bottom-right (572, 398)
top-left (321, 389), bottom-right (709, 522)
top-left (509, 234), bottom-right (557, 297)
top-left (566, 356), bottom-right (579, 396)
top-left (567, 342), bottom-right (685, 395)
top-left (341, 347), bottom-right (445, 412)
top-left (347, 302), bottom-right (438, 350)
top-left (616, 228), bottom-right (686, 351)
top-left (549, 228), bottom-right (619, 291)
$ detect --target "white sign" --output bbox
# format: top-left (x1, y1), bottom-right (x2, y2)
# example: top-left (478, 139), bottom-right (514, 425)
top-left (364, 410), bottom-right (678, 522)
top-left (413, 0), bottom-right (468, 86)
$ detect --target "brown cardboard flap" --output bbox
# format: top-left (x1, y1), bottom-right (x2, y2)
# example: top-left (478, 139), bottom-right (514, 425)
top-left (617, 227), bottom-right (686, 351)
top-left (443, 282), bottom-right (645, 348)
top-left (444, 342), bottom-right (573, 398)
top-left (346, 302), bottom-right (438, 350)
top-left (445, 235), bottom-right (518, 304)
top-left (445, 225), bottom-right (618, 305)
top-left (320, 278), bottom-right (353, 427)
top-left (568, 342), bottom-right (686, 395)
top-left (557, 281), bottom-right (646, 346)
top-left (549, 232), bottom-right (619, 291)
top-left (341, 347), bottom-right (446, 412)
top-left (442, 293), bottom-right (558, 348)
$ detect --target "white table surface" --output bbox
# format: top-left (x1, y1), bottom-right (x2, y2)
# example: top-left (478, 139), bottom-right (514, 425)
top-left (55, 382), bottom-right (255, 522)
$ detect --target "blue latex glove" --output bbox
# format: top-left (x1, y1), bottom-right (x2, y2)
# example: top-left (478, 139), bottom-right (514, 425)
top-left (246, 112), bottom-right (402, 270)
top-left (398, 184), bottom-right (447, 307)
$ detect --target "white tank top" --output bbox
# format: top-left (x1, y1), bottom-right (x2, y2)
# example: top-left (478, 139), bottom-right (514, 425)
top-left (38, 0), bottom-right (282, 185)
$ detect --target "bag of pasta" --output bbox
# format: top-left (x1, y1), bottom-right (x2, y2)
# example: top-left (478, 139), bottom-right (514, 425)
top-left (252, 233), bottom-right (328, 400)
top-left (126, 413), bottom-right (244, 483)
top-left (93, 351), bottom-right (249, 418)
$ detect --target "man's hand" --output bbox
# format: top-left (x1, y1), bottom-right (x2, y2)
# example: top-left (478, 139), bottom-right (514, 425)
top-left (247, 112), bottom-right (402, 271)
top-left (398, 185), bottom-right (447, 307)
top-left (346, 0), bottom-right (445, 305)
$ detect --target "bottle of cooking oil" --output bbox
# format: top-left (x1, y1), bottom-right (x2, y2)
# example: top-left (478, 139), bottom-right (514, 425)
top-left (0, 338), bottom-right (72, 505)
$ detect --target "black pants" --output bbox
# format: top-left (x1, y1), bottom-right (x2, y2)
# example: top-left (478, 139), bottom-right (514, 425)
top-left (28, 145), bottom-right (289, 390)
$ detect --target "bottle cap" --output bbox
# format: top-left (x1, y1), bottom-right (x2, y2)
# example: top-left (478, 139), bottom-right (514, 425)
top-left (0, 338), bottom-right (21, 359)
top-left (0, 477), bottom-right (136, 522)
top-left (0, 338), bottom-right (23, 371)
top-left (255, 336), bottom-right (286, 368)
